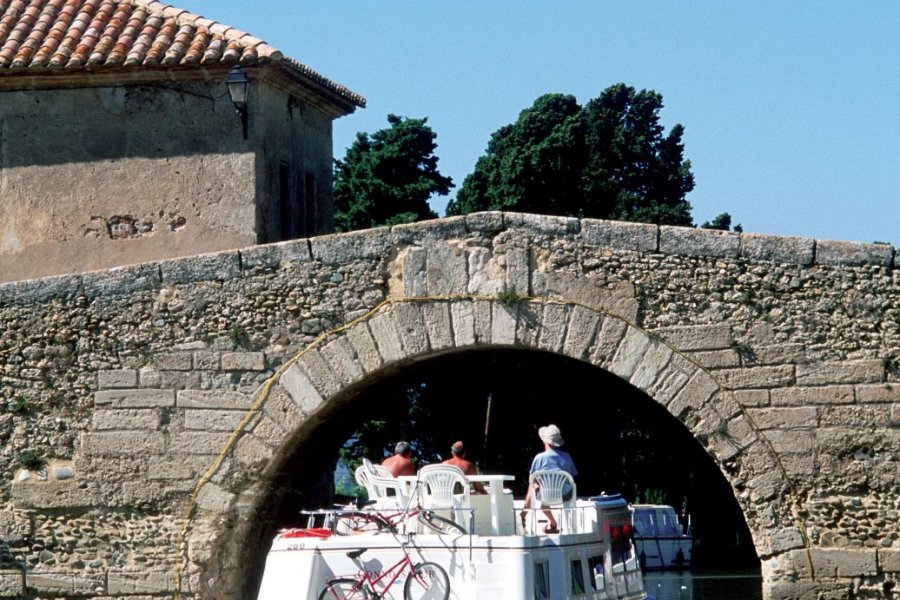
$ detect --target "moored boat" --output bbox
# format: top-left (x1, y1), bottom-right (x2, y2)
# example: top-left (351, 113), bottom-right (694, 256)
top-left (257, 467), bottom-right (646, 600)
top-left (631, 504), bottom-right (692, 571)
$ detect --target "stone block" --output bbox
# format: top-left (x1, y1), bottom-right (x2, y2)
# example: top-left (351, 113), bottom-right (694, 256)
top-left (239, 238), bottom-right (311, 270)
top-left (473, 300), bottom-right (493, 344)
top-left (646, 366), bottom-right (691, 406)
top-left (97, 369), bottom-right (137, 389)
top-left (880, 548), bottom-right (900, 573)
top-left (606, 326), bottom-right (651, 380)
top-left (536, 303), bottom-right (570, 353)
top-left (630, 341), bottom-right (673, 391)
top-left (659, 225), bottom-right (740, 258)
top-left (732, 388), bottom-right (770, 407)
top-left (450, 301), bottom-right (476, 347)
top-left (107, 571), bottom-right (173, 594)
top-left (808, 547), bottom-right (878, 577)
top-left (504, 212), bottom-right (579, 235)
top-left (796, 359), bottom-right (884, 386)
top-left (506, 246), bottom-right (531, 296)
top-left (167, 431), bottom-right (231, 455)
top-left (177, 389), bottom-right (252, 410)
top-left (153, 352), bottom-right (192, 371)
top-left (515, 302), bottom-right (540, 347)
top-left (590, 317), bottom-right (628, 367)
top-left (771, 385), bottom-right (854, 406)
top-left (893, 403), bottom-right (900, 426)
top-left (740, 233), bottom-right (815, 265)
top-left (769, 527), bottom-right (806, 553)
top-left (160, 250), bottom-right (241, 283)
top-left (311, 228), bottom-right (392, 264)
top-left (492, 301), bottom-right (518, 345)
top-left (184, 409), bottom-right (246, 431)
top-left (562, 305), bottom-right (602, 360)
top-left (232, 433), bottom-right (276, 469)
top-left (0, 510), bottom-right (32, 544)
top-left (425, 241), bottom-right (468, 296)
top-left (402, 247), bottom-right (427, 297)
top-left (715, 365), bottom-right (795, 389)
top-left (192, 350), bottom-right (221, 370)
top-left (652, 323), bottom-right (733, 352)
top-left (94, 389), bottom-right (175, 408)
top-left (855, 383), bottom-right (899, 403)
top-left (4, 273), bottom-right (82, 304)
top-left (11, 480), bottom-right (97, 509)
top-left (320, 337), bottom-right (365, 385)
top-left (296, 349), bottom-right (341, 399)
top-left (138, 366), bottom-right (162, 388)
top-left (465, 211), bottom-right (504, 232)
top-left (580, 219), bottom-right (658, 252)
top-left (260, 387), bottom-right (306, 432)
top-left (344, 324), bottom-right (383, 372)
top-left (368, 311), bottom-right (404, 362)
top-left (392, 216), bottom-right (467, 243)
top-left (748, 407), bottom-right (819, 429)
top-left (724, 413), bottom-right (757, 448)
top-left (80, 431), bottom-right (165, 455)
top-left (668, 371), bottom-right (719, 419)
top-left (26, 572), bottom-right (104, 595)
top-left (0, 571), bottom-right (24, 598)
top-left (221, 351), bottom-right (265, 371)
top-left (92, 408), bottom-right (161, 430)
top-left (81, 262), bottom-right (162, 297)
top-left (751, 343), bottom-right (807, 365)
top-left (393, 302), bottom-right (429, 356)
top-left (762, 429), bottom-right (815, 454)
top-left (195, 482), bottom-right (236, 514)
top-left (422, 301), bottom-right (454, 351)
top-left (148, 455), bottom-right (211, 480)
top-left (815, 239), bottom-right (894, 267)
top-left (280, 363), bottom-right (325, 414)
top-left (685, 349), bottom-right (741, 369)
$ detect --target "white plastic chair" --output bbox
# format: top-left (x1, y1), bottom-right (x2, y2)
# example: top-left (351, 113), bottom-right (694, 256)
top-left (362, 458), bottom-right (410, 509)
top-left (418, 464), bottom-right (471, 530)
top-left (527, 469), bottom-right (577, 532)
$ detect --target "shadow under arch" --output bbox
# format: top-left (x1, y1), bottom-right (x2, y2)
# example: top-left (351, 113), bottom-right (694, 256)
top-left (182, 297), bottom-right (790, 599)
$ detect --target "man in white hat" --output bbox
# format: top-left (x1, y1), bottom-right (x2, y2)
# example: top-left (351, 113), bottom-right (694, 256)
top-left (521, 424), bottom-right (578, 533)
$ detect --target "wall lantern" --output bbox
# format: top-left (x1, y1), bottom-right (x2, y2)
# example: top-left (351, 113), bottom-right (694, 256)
top-left (225, 65), bottom-right (250, 139)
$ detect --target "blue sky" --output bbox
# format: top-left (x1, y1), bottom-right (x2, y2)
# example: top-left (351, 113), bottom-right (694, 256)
top-left (179, 1), bottom-right (900, 246)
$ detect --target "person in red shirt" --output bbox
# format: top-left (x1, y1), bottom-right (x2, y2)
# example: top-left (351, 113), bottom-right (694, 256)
top-left (442, 441), bottom-right (486, 494)
top-left (381, 441), bottom-right (415, 477)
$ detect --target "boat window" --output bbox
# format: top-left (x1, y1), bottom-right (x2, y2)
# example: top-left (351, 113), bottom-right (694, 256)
top-left (570, 559), bottom-right (586, 595)
top-left (588, 555), bottom-right (605, 591)
top-left (533, 561), bottom-right (550, 600)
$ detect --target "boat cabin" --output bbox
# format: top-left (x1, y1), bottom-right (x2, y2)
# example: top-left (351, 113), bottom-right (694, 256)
top-left (257, 465), bottom-right (646, 600)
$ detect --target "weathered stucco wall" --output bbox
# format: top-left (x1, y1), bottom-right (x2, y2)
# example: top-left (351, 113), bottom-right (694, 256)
top-left (0, 213), bottom-right (897, 599)
top-left (0, 75), bottom-right (339, 284)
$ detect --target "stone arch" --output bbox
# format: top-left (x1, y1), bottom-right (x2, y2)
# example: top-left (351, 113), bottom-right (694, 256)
top-left (183, 296), bottom-right (793, 599)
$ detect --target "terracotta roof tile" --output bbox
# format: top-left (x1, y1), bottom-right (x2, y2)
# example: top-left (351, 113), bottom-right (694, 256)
top-left (0, 0), bottom-right (365, 107)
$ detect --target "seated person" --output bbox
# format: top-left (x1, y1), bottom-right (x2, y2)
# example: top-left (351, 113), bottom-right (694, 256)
top-left (521, 424), bottom-right (577, 534)
top-left (442, 441), bottom-right (487, 494)
top-left (382, 441), bottom-right (415, 477)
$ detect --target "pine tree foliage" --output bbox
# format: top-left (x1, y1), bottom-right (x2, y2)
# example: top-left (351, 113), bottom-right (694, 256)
top-left (447, 84), bottom-right (695, 225)
top-left (333, 114), bottom-right (454, 232)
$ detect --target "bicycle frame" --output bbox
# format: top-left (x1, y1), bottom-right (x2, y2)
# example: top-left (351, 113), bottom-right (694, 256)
top-left (353, 550), bottom-right (415, 595)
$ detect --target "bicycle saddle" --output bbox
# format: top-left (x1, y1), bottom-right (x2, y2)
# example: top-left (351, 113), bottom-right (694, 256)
top-left (347, 549), bottom-right (367, 560)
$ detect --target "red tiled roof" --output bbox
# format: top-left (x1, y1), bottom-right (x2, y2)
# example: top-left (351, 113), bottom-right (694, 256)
top-left (0, 0), bottom-right (364, 107)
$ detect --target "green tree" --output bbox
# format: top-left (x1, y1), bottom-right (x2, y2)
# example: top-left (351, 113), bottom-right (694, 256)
top-left (701, 212), bottom-right (743, 232)
top-left (333, 114), bottom-right (454, 232)
top-left (447, 84), bottom-right (694, 225)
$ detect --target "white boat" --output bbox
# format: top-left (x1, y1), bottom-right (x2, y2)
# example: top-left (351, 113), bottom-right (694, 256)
top-left (257, 467), bottom-right (646, 600)
top-left (631, 504), bottom-right (693, 571)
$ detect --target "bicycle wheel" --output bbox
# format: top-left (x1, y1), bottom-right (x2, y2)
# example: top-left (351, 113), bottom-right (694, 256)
top-left (419, 511), bottom-right (466, 536)
top-left (403, 562), bottom-right (450, 600)
top-left (318, 577), bottom-right (372, 599)
top-left (331, 511), bottom-right (393, 535)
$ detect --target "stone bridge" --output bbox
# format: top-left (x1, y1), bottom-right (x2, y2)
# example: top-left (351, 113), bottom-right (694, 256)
top-left (0, 212), bottom-right (897, 599)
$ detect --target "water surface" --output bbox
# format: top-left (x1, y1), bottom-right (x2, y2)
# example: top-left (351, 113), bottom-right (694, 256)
top-left (643, 570), bottom-right (762, 600)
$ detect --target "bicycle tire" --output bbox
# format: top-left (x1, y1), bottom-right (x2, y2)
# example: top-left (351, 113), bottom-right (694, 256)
top-left (318, 577), bottom-right (372, 599)
top-left (403, 561), bottom-right (450, 600)
top-left (419, 511), bottom-right (466, 536)
top-left (331, 511), bottom-right (394, 536)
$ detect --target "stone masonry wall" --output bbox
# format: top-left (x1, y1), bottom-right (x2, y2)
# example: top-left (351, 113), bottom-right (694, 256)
top-left (0, 212), bottom-right (896, 599)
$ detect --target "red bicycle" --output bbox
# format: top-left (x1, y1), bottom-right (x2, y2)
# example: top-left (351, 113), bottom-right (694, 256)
top-left (317, 543), bottom-right (450, 600)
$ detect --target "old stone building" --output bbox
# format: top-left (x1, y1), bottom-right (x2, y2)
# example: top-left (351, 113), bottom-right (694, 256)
top-left (0, 0), bottom-right (364, 283)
